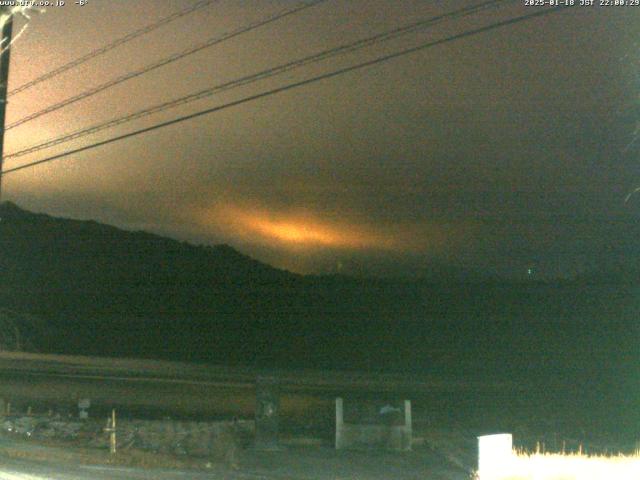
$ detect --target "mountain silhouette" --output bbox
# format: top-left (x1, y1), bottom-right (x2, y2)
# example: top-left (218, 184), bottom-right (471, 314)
top-left (0, 201), bottom-right (637, 383)
top-left (0, 202), bottom-right (428, 366)
top-left (0, 201), bottom-right (301, 316)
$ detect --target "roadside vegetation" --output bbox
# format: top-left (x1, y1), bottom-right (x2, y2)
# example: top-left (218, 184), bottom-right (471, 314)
top-left (475, 449), bottom-right (640, 480)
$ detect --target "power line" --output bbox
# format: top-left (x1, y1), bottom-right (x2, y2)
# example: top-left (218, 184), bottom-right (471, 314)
top-left (2, 5), bottom-right (571, 177)
top-left (8, 0), bottom-right (216, 97)
top-left (4, 0), bottom-right (508, 161)
top-left (5, 0), bottom-right (326, 132)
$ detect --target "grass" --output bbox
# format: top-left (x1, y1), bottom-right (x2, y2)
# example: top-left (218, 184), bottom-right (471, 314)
top-left (0, 435), bottom-right (233, 471)
top-left (476, 449), bottom-right (640, 480)
top-left (0, 443), bottom-right (203, 470)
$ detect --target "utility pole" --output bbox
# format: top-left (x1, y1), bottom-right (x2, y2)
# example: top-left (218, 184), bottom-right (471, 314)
top-left (0, 7), bottom-right (13, 203)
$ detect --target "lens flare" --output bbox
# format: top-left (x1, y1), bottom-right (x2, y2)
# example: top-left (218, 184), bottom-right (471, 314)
top-left (0, 5), bottom-right (42, 56)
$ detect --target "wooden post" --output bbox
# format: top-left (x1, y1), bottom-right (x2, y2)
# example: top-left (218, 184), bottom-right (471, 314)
top-left (110, 409), bottom-right (117, 454)
top-left (104, 409), bottom-right (117, 454)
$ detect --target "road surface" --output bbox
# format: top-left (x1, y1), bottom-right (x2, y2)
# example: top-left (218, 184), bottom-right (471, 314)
top-left (0, 445), bottom-right (470, 480)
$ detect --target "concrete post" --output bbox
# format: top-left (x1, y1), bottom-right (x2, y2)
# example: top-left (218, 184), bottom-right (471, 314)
top-left (477, 433), bottom-right (513, 479)
top-left (335, 397), bottom-right (344, 450)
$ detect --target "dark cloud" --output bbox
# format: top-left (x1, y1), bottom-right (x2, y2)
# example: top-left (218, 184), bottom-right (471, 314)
top-left (3, 1), bottom-right (639, 277)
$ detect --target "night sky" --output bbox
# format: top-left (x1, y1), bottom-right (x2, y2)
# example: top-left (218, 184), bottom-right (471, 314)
top-left (2, 1), bottom-right (639, 278)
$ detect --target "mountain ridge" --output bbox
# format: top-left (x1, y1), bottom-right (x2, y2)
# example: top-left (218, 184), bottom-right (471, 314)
top-left (0, 201), bottom-right (637, 376)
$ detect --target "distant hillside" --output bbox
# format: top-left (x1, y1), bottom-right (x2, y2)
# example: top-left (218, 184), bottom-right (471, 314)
top-left (0, 308), bottom-right (50, 352)
top-left (0, 202), bottom-right (637, 381)
top-left (0, 201), bottom-right (299, 316)
top-left (0, 202), bottom-right (436, 320)
top-left (0, 202), bottom-right (434, 364)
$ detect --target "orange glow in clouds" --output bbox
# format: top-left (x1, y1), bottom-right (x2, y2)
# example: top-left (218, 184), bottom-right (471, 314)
top-left (248, 216), bottom-right (344, 246)
top-left (202, 205), bottom-right (445, 252)
top-left (219, 207), bottom-right (373, 249)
